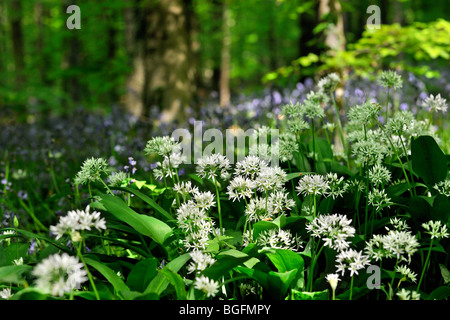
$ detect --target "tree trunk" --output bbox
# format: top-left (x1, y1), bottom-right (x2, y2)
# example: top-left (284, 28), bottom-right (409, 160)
top-left (318, 0), bottom-right (346, 54)
top-left (142, 0), bottom-right (198, 124)
top-left (219, 0), bottom-right (231, 107)
top-left (9, 0), bottom-right (25, 88)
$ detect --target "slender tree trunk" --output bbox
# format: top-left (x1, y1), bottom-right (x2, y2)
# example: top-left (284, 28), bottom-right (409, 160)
top-left (143, 0), bottom-right (198, 124)
top-left (298, 1), bottom-right (320, 57)
top-left (9, 0), bottom-right (25, 88)
top-left (219, 0), bottom-right (231, 107)
top-left (318, 0), bottom-right (346, 54)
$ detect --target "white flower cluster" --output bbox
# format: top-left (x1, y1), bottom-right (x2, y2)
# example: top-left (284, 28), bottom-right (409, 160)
top-left (422, 220), bottom-right (449, 239)
top-left (197, 154), bottom-right (231, 181)
top-left (187, 250), bottom-right (216, 274)
top-left (176, 200), bottom-right (216, 251)
top-left (153, 152), bottom-right (186, 181)
top-left (335, 248), bottom-right (371, 277)
top-left (254, 228), bottom-right (302, 251)
top-left (194, 275), bottom-right (220, 298)
top-left (422, 93), bottom-right (447, 113)
top-left (50, 205), bottom-right (107, 241)
top-left (365, 219), bottom-right (419, 263)
top-left (433, 179), bottom-right (450, 197)
top-left (296, 174), bottom-right (330, 197)
top-left (32, 253), bottom-right (88, 297)
top-left (396, 265), bottom-right (418, 283)
top-left (306, 214), bottom-right (356, 251)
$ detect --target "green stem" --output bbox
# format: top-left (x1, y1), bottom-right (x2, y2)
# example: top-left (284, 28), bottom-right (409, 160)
top-left (417, 239), bottom-right (433, 293)
top-left (76, 241), bottom-right (100, 300)
top-left (349, 276), bottom-right (354, 300)
top-left (311, 119), bottom-right (316, 172)
top-left (308, 242), bottom-right (324, 292)
top-left (330, 91), bottom-right (347, 164)
top-left (213, 177), bottom-right (223, 236)
top-left (385, 87), bottom-right (390, 124)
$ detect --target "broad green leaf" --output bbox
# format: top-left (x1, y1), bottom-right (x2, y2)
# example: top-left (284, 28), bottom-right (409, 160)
top-left (428, 286), bottom-right (450, 300)
top-left (98, 194), bottom-right (172, 245)
top-left (114, 186), bottom-right (173, 221)
top-left (201, 253), bottom-right (252, 280)
top-left (84, 256), bottom-right (130, 297)
top-left (159, 268), bottom-right (187, 300)
top-left (292, 289), bottom-right (328, 300)
top-left (126, 258), bottom-right (158, 292)
top-left (265, 249), bottom-right (304, 273)
top-left (439, 264), bottom-right (450, 284)
top-left (267, 269), bottom-right (298, 299)
top-left (411, 136), bottom-right (447, 187)
top-left (0, 265), bottom-right (32, 284)
top-left (144, 253), bottom-right (191, 296)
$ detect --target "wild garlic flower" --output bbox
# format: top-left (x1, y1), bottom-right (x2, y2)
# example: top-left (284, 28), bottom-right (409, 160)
top-left (352, 138), bottom-right (389, 166)
top-left (384, 111), bottom-right (415, 136)
top-left (278, 133), bottom-right (298, 163)
top-left (317, 73), bottom-right (340, 91)
top-left (296, 174), bottom-right (330, 197)
top-left (192, 191), bottom-right (216, 211)
top-left (396, 265), bottom-right (418, 283)
top-left (255, 166), bottom-right (288, 192)
top-left (287, 118), bottom-right (310, 135)
top-left (249, 142), bottom-right (276, 163)
top-left (0, 288), bottom-right (12, 299)
top-left (422, 93), bottom-right (447, 113)
top-left (422, 220), bottom-right (449, 239)
top-left (299, 100), bottom-right (325, 119)
top-left (368, 163), bottom-right (391, 187)
top-left (335, 249), bottom-right (371, 277)
top-left (325, 173), bottom-right (348, 199)
top-left (234, 155), bottom-right (268, 179)
top-left (32, 253), bottom-right (88, 297)
top-left (325, 273), bottom-right (340, 291)
top-left (176, 201), bottom-right (215, 251)
top-left (255, 228), bottom-right (302, 251)
top-left (50, 205), bottom-right (107, 241)
top-left (365, 223), bottom-right (419, 263)
top-left (433, 179), bottom-right (450, 197)
top-left (187, 250), bottom-right (216, 274)
top-left (306, 214), bottom-right (356, 252)
top-left (194, 275), bottom-right (220, 298)
top-left (173, 181), bottom-right (199, 199)
top-left (196, 154), bottom-right (230, 181)
top-left (227, 176), bottom-right (256, 202)
top-left (377, 70), bottom-right (403, 90)
top-left (245, 196), bottom-right (291, 222)
top-left (368, 188), bottom-right (391, 211)
top-left (144, 136), bottom-right (181, 157)
top-left (396, 288), bottom-right (420, 300)
top-left (347, 101), bottom-right (381, 125)
top-left (107, 171), bottom-right (128, 187)
top-left (153, 152), bottom-right (185, 180)
top-left (389, 217), bottom-right (410, 231)
top-left (74, 157), bottom-right (110, 185)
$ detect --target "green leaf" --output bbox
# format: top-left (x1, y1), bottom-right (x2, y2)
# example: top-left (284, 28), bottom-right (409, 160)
top-left (84, 256), bottom-right (131, 298)
top-left (0, 265), bottom-right (32, 284)
top-left (98, 194), bottom-right (173, 245)
top-left (265, 249), bottom-right (304, 273)
top-left (159, 268), bottom-right (187, 300)
top-left (202, 251), bottom-right (252, 280)
top-left (428, 286), bottom-right (450, 300)
top-left (267, 269), bottom-right (298, 299)
top-left (126, 258), bottom-right (158, 292)
top-left (292, 289), bottom-right (329, 300)
top-left (114, 186), bottom-right (173, 221)
top-left (144, 253), bottom-right (191, 296)
top-left (439, 264), bottom-right (450, 284)
top-left (411, 136), bottom-right (447, 187)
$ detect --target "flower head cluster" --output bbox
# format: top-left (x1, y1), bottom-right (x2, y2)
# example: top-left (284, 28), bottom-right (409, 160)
top-left (50, 205), bottom-right (107, 241)
top-left (306, 214), bottom-right (356, 251)
top-left (433, 179), bottom-right (450, 197)
top-left (74, 157), bottom-right (110, 185)
top-left (32, 253), bottom-right (88, 297)
top-left (107, 171), bottom-right (128, 187)
top-left (325, 173), bottom-right (348, 199)
top-left (153, 152), bottom-right (186, 180)
top-left (176, 201), bottom-right (215, 251)
top-left (255, 166), bottom-right (287, 192)
top-left (173, 181), bottom-right (199, 199)
top-left (245, 191), bottom-right (295, 222)
top-left (368, 188), bottom-right (391, 211)
top-left (296, 174), bottom-right (329, 197)
top-left (144, 136), bottom-right (181, 157)
top-left (377, 70), bottom-right (403, 90)
top-left (365, 219), bottom-right (419, 263)
top-left (227, 176), bottom-right (256, 202)
top-left (317, 73), bottom-right (340, 91)
top-left (233, 155), bottom-right (268, 179)
top-left (196, 154), bottom-right (230, 181)
top-left (325, 273), bottom-right (340, 291)
top-left (422, 93), bottom-right (447, 113)
top-left (396, 288), bottom-right (420, 300)
top-left (347, 101), bottom-right (381, 125)
top-left (422, 220), bottom-right (449, 239)
top-left (187, 250), bottom-right (216, 274)
top-left (368, 163), bottom-right (391, 187)
top-left (396, 265), bottom-right (418, 283)
top-left (335, 249), bottom-right (371, 277)
top-left (194, 275), bottom-right (220, 298)
top-left (254, 228), bottom-right (302, 251)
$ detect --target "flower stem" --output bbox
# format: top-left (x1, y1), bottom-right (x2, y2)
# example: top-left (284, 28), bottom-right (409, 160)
top-left (76, 241), bottom-right (100, 300)
top-left (417, 239), bottom-right (433, 293)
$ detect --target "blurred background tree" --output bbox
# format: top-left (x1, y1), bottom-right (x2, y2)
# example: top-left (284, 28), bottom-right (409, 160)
top-left (0, 0), bottom-right (448, 123)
